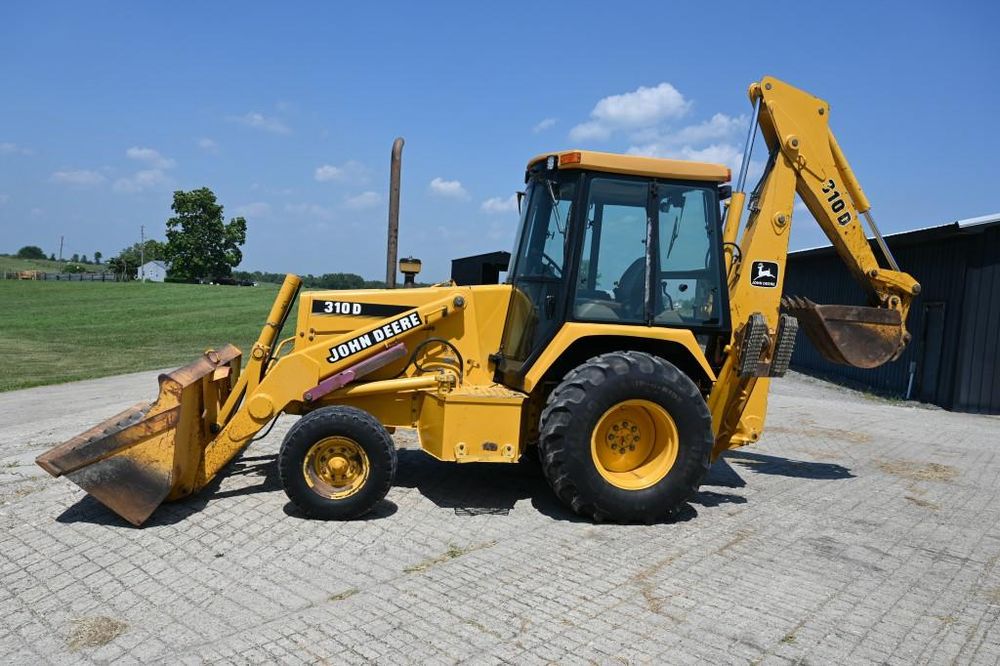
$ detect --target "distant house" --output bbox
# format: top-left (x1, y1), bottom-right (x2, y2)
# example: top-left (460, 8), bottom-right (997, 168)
top-left (138, 260), bottom-right (167, 282)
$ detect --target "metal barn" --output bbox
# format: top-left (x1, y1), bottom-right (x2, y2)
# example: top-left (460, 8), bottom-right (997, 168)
top-left (451, 251), bottom-right (510, 286)
top-left (784, 213), bottom-right (1000, 414)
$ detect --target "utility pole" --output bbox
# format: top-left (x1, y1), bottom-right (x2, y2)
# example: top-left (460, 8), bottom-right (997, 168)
top-left (139, 225), bottom-right (145, 282)
top-left (58, 235), bottom-right (64, 261)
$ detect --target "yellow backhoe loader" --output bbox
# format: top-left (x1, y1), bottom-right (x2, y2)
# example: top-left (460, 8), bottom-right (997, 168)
top-left (37, 76), bottom-right (920, 525)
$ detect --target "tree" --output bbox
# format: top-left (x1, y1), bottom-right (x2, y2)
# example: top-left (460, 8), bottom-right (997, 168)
top-left (70, 253), bottom-right (80, 263)
top-left (164, 188), bottom-right (247, 280)
top-left (108, 240), bottom-right (166, 280)
top-left (49, 253), bottom-right (56, 261)
top-left (81, 254), bottom-right (89, 264)
top-left (17, 245), bottom-right (45, 260)
top-left (94, 251), bottom-right (102, 264)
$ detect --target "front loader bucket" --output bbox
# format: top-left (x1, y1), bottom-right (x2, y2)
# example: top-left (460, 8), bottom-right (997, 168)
top-left (782, 296), bottom-right (905, 369)
top-left (36, 345), bottom-right (241, 526)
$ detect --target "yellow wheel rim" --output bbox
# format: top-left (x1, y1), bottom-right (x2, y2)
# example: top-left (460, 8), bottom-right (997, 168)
top-left (590, 399), bottom-right (679, 490)
top-left (302, 436), bottom-right (369, 499)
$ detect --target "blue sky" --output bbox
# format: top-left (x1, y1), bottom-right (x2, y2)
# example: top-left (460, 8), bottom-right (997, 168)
top-left (1, 2), bottom-right (997, 281)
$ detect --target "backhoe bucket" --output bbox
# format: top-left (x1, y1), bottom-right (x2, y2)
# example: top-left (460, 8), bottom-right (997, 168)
top-left (782, 296), bottom-right (905, 369)
top-left (36, 345), bottom-right (241, 526)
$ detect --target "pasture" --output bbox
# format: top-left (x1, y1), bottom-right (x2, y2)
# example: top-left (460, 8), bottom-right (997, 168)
top-left (0, 280), bottom-right (293, 391)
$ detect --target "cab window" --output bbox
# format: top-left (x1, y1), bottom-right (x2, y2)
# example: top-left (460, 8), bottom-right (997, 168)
top-left (655, 184), bottom-right (722, 326)
top-left (573, 177), bottom-right (649, 323)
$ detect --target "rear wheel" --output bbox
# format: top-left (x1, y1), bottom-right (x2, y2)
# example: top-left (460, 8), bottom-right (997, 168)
top-left (538, 351), bottom-right (713, 523)
top-left (278, 406), bottom-right (396, 520)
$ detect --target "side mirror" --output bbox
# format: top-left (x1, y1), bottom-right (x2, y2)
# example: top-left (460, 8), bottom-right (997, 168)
top-left (718, 184), bottom-right (733, 200)
top-left (516, 191), bottom-right (525, 214)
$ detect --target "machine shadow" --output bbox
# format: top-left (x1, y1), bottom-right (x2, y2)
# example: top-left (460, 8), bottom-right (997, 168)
top-left (56, 452), bottom-right (284, 528)
top-left (395, 449), bottom-right (748, 524)
top-left (58, 446), bottom-right (841, 529)
top-left (724, 450), bottom-right (854, 480)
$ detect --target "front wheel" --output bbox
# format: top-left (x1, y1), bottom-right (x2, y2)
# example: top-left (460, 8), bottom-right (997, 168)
top-left (538, 351), bottom-right (713, 523)
top-left (278, 406), bottom-right (397, 520)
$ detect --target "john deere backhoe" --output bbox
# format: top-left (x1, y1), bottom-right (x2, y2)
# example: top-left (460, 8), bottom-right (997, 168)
top-left (37, 76), bottom-right (920, 525)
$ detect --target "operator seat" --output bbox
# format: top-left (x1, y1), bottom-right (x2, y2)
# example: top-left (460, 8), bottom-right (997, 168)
top-left (614, 257), bottom-right (646, 319)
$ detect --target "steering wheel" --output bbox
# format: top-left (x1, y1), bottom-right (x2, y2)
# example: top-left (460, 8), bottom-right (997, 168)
top-left (541, 252), bottom-right (562, 277)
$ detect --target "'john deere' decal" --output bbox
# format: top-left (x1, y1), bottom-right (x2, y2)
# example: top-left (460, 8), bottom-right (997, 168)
top-left (326, 312), bottom-right (422, 363)
top-left (749, 261), bottom-right (779, 288)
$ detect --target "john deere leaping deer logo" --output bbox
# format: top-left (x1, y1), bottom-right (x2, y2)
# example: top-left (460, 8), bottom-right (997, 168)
top-left (750, 260), bottom-right (779, 288)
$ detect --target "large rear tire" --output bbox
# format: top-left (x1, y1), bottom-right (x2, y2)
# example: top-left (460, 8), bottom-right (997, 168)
top-left (278, 406), bottom-right (397, 520)
top-left (538, 351), bottom-right (713, 523)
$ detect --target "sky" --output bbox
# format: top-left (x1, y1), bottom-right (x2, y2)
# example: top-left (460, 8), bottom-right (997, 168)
top-left (1, 1), bottom-right (998, 281)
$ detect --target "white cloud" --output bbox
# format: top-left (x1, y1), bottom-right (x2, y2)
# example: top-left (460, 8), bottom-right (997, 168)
top-left (126, 146), bottom-right (175, 169)
top-left (0, 142), bottom-right (32, 156)
top-left (481, 194), bottom-right (518, 214)
top-left (285, 202), bottom-right (336, 220)
top-left (569, 83), bottom-right (691, 142)
top-left (110, 146), bottom-right (176, 193)
top-left (344, 191), bottom-right (380, 209)
top-left (314, 164), bottom-right (343, 182)
top-left (631, 113), bottom-right (747, 148)
top-left (533, 118), bottom-right (557, 133)
top-left (113, 169), bottom-right (168, 193)
top-left (314, 160), bottom-right (368, 183)
top-left (51, 169), bottom-right (106, 186)
top-left (629, 141), bottom-right (739, 164)
top-left (617, 109), bottom-right (755, 183)
top-left (230, 112), bottom-right (290, 135)
top-left (234, 202), bottom-right (271, 217)
top-left (429, 177), bottom-right (468, 199)
top-left (197, 137), bottom-right (219, 154)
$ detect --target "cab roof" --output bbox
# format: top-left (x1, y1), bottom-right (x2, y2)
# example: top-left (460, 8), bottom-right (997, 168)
top-left (528, 149), bottom-right (730, 183)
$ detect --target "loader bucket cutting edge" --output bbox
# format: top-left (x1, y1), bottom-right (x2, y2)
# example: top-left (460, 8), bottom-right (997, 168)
top-left (35, 344), bottom-right (242, 526)
top-left (781, 296), bottom-right (905, 369)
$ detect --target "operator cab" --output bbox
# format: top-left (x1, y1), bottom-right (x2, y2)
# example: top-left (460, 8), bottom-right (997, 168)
top-left (496, 150), bottom-right (732, 388)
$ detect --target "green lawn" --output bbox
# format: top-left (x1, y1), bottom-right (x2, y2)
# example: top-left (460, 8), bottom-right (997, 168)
top-left (0, 281), bottom-right (296, 391)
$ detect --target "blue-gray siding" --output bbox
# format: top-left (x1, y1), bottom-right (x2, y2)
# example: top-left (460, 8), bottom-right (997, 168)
top-left (784, 223), bottom-right (999, 414)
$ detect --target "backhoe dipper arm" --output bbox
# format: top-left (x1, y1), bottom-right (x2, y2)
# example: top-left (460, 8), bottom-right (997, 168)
top-left (708, 76), bottom-right (920, 457)
top-left (750, 77), bottom-right (920, 320)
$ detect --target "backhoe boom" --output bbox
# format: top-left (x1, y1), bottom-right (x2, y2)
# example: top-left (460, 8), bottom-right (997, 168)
top-left (709, 76), bottom-right (920, 455)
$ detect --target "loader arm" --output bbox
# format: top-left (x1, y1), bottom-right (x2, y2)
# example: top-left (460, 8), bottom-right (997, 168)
top-left (708, 76), bottom-right (921, 457)
top-left (37, 276), bottom-right (470, 526)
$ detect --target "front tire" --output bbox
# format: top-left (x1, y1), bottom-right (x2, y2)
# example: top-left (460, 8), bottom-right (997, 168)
top-left (278, 406), bottom-right (397, 520)
top-left (538, 351), bottom-right (713, 523)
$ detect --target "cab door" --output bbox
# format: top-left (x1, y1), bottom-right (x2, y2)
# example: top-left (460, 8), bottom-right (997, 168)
top-left (496, 172), bottom-right (580, 383)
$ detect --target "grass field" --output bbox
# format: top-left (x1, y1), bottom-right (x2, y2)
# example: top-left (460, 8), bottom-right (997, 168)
top-left (0, 281), bottom-right (294, 391)
top-left (0, 256), bottom-right (104, 275)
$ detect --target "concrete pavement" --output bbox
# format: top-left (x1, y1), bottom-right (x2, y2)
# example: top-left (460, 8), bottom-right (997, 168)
top-left (1, 370), bottom-right (999, 664)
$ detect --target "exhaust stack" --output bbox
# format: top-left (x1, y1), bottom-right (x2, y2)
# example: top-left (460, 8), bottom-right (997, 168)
top-left (386, 137), bottom-right (404, 288)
